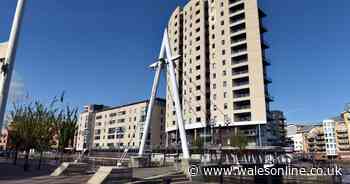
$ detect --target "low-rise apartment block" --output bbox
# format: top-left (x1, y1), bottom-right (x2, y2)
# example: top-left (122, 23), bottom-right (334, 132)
top-left (75, 98), bottom-right (166, 151)
top-left (0, 128), bottom-right (8, 150)
top-left (287, 107), bottom-right (350, 160)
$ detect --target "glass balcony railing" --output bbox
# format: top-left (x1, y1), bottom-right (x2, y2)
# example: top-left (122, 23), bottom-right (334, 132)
top-left (232, 59), bottom-right (247, 65)
top-left (233, 80), bottom-right (249, 87)
top-left (232, 70), bottom-right (248, 75)
top-left (234, 93), bottom-right (250, 98)
top-left (234, 105), bottom-right (251, 110)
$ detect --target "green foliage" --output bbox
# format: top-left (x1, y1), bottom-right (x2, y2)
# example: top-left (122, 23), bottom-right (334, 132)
top-left (230, 132), bottom-right (248, 150)
top-left (192, 138), bottom-right (204, 153)
top-left (7, 93), bottom-right (78, 169)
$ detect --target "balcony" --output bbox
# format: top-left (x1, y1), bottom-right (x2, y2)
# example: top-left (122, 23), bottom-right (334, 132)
top-left (229, 0), bottom-right (243, 6)
top-left (232, 70), bottom-right (248, 76)
top-left (230, 13), bottom-right (245, 25)
top-left (264, 76), bottom-right (272, 84)
top-left (230, 23), bottom-right (246, 35)
top-left (234, 100), bottom-right (251, 111)
top-left (259, 8), bottom-right (267, 18)
top-left (260, 24), bottom-right (268, 34)
top-left (242, 130), bottom-right (256, 136)
top-left (338, 134), bottom-right (348, 139)
top-left (231, 44), bottom-right (248, 56)
top-left (263, 56), bottom-right (271, 66)
top-left (234, 93), bottom-right (250, 98)
top-left (234, 112), bottom-right (251, 122)
top-left (337, 129), bottom-right (348, 133)
top-left (231, 33), bottom-right (246, 45)
top-left (231, 57), bottom-right (248, 65)
top-left (266, 94), bottom-right (274, 102)
top-left (229, 3), bottom-right (244, 15)
top-left (261, 39), bottom-right (269, 49)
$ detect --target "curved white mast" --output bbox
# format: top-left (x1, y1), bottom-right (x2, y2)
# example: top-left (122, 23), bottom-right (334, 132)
top-left (138, 29), bottom-right (190, 159)
top-left (0, 0), bottom-right (26, 128)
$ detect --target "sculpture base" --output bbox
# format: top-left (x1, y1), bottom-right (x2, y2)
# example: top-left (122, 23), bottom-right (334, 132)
top-left (130, 156), bottom-right (150, 168)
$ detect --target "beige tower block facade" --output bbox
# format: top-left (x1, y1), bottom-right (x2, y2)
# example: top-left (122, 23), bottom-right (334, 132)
top-left (166, 7), bottom-right (183, 133)
top-left (89, 98), bottom-right (166, 150)
top-left (165, 0), bottom-right (273, 146)
top-left (0, 42), bottom-right (8, 60)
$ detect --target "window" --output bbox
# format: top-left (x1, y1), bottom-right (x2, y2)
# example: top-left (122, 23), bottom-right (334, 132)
top-left (196, 117), bottom-right (201, 122)
top-left (196, 27), bottom-right (200, 32)
top-left (196, 96), bottom-right (201, 101)
top-left (195, 18), bottom-right (200, 23)
top-left (196, 46), bottom-right (200, 51)
top-left (117, 119), bottom-right (125, 123)
top-left (222, 50), bottom-right (226, 55)
top-left (222, 60), bottom-right (226, 65)
top-left (109, 113), bottom-right (117, 117)
top-left (222, 40), bottom-right (225, 45)
top-left (224, 103), bottom-right (228, 109)
top-left (196, 36), bottom-right (200, 41)
top-left (213, 83), bottom-right (217, 89)
top-left (195, 10), bottom-right (200, 15)
top-left (221, 30), bottom-right (225, 35)
top-left (196, 106), bottom-right (201, 112)
top-left (108, 128), bottom-right (115, 134)
top-left (223, 81), bottom-right (227, 87)
top-left (221, 21), bottom-right (224, 26)
top-left (224, 92), bottom-right (227, 98)
top-left (223, 70), bottom-right (227, 76)
top-left (220, 11), bottom-right (224, 16)
top-left (196, 55), bottom-right (201, 60)
top-left (196, 65), bottom-right (200, 70)
top-left (213, 73), bottom-right (216, 79)
top-left (196, 75), bottom-right (201, 80)
top-left (196, 85), bottom-right (201, 90)
top-left (107, 135), bottom-right (115, 139)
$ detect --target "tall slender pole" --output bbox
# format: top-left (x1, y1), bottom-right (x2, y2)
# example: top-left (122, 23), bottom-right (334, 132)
top-left (138, 61), bottom-right (163, 156)
top-left (0, 0), bottom-right (26, 128)
top-left (167, 58), bottom-right (190, 159)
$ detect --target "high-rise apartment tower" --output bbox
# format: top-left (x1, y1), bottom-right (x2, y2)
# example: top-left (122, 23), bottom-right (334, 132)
top-left (165, 0), bottom-right (274, 147)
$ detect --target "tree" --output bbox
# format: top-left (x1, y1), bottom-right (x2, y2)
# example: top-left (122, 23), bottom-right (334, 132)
top-left (9, 103), bottom-right (38, 171)
top-left (33, 102), bottom-right (56, 170)
top-left (230, 132), bottom-right (248, 150)
top-left (56, 106), bottom-right (78, 161)
top-left (192, 138), bottom-right (204, 160)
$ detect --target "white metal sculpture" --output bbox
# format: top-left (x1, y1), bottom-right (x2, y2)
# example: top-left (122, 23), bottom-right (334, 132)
top-left (0, 0), bottom-right (26, 128)
top-left (138, 29), bottom-right (190, 159)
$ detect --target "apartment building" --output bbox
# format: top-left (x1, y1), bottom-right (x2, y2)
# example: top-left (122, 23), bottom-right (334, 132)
top-left (286, 124), bottom-right (312, 153)
top-left (75, 98), bottom-right (166, 151)
top-left (0, 128), bottom-right (8, 150)
top-left (306, 118), bottom-right (350, 160)
top-left (0, 42), bottom-right (7, 129)
top-left (75, 104), bottom-right (105, 151)
top-left (269, 110), bottom-right (287, 146)
top-left (166, 0), bottom-right (273, 147)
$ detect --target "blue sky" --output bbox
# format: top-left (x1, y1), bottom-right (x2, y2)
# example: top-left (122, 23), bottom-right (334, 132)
top-left (0, 0), bottom-right (349, 123)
